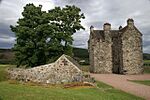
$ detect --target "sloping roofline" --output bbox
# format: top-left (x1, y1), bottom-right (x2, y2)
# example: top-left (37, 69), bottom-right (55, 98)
top-left (119, 25), bottom-right (142, 36)
top-left (55, 54), bottom-right (81, 71)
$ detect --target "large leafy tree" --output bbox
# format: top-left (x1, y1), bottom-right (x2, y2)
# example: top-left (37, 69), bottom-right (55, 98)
top-left (47, 5), bottom-right (85, 56)
top-left (11, 4), bottom-right (50, 67)
top-left (10, 4), bottom-right (85, 67)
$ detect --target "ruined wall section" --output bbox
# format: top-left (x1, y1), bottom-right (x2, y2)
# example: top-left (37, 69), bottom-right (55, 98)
top-left (7, 55), bottom-right (83, 84)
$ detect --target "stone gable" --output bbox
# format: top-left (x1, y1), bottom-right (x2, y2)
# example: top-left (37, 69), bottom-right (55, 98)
top-left (7, 54), bottom-right (83, 84)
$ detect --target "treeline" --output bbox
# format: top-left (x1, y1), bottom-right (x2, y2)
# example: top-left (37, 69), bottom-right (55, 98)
top-left (73, 47), bottom-right (89, 65)
top-left (0, 48), bottom-right (150, 65)
top-left (0, 48), bottom-right (89, 65)
top-left (0, 49), bottom-right (15, 64)
top-left (143, 53), bottom-right (150, 60)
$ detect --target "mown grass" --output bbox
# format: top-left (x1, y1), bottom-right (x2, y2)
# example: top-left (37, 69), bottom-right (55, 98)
top-left (0, 81), bottom-right (144, 100)
top-left (130, 80), bottom-right (150, 86)
top-left (80, 65), bottom-right (89, 72)
top-left (0, 64), bottom-right (144, 100)
top-left (144, 60), bottom-right (150, 63)
top-left (0, 65), bottom-right (14, 82)
top-left (144, 66), bottom-right (150, 74)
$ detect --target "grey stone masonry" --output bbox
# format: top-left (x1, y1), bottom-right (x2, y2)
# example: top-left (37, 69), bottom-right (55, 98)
top-left (7, 55), bottom-right (84, 84)
top-left (88, 18), bottom-right (143, 74)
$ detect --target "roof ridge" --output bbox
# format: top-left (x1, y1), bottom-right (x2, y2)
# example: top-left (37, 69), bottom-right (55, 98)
top-left (63, 54), bottom-right (81, 69)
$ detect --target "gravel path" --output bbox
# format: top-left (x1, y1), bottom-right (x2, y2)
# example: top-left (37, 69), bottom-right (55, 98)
top-left (90, 74), bottom-right (150, 100)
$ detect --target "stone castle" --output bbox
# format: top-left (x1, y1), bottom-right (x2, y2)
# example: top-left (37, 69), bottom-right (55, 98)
top-left (88, 18), bottom-right (143, 74)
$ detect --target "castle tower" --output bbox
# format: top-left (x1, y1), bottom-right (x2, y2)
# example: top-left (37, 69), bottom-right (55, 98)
top-left (120, 18), bottom-right (143, 74)
top-left (88, 23), bottom-right (113, 73)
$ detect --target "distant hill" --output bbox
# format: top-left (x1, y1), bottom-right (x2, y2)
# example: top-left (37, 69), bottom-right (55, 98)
top-left (0, 48), bottom-right (150, 64)
top-left (143, 53), bottom-right (150, 60)
top-left (0, 49), bottom-right (15, 64)
top-left (73, 48), bottom-right (88, 58)
top-left (73, 47), bottom-right (89, 65)
top-left (0, 48), bottom-right (89, 64)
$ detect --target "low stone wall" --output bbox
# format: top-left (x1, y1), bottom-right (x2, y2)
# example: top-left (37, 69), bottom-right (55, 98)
top-left (7, 55), bottom-right (94, 84)
top-left (7, 63), bottom-right (83, 84)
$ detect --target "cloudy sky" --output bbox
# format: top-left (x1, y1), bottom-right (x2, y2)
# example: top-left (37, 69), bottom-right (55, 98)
top-left (0, 0), bottom-right (150, 53)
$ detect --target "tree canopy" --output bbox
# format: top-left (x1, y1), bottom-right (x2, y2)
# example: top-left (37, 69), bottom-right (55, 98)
top-left (10, 3), bottom-right (85, 67)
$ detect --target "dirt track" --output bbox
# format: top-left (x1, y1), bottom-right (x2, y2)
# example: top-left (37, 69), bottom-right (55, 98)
top-left (91, 74), bottom-right (150, 100)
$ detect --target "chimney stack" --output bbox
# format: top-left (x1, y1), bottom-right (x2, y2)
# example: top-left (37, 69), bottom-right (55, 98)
top-left (127, 18), bottom-right (134, 28)
top-left (119, 26), bottom-right (122, 30)
top-left (90, 25), bottom-right (94, 33)
top-left (103, 23), bottom-right (111, 32)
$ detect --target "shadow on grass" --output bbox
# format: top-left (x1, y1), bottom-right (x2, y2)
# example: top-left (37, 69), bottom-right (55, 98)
top-left (0, 96), bottom-right (3, 100)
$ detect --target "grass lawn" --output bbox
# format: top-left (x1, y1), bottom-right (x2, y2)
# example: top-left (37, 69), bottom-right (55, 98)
top-left (0, 65), bottom-right (144, 100)
top-left (79, 65), bottom-right (89, 72)
top-left (144, 66), bottom-right (150, 74)
top-left (0, 81), bottom-right (144, 100)
top-left (144, 60), bottom-right (150, 73)
top-left (130, 80), bottom-right (150, 86)
top-left (0, 64), bottom-right (16, 82)
top-left (144, 60), bottom-right (150, 63)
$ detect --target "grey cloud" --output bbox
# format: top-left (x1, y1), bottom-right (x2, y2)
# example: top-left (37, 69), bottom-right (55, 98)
top-left (143, 40), bottom-right (150, 47)
top-left (0, 22), bottom-right (16, 49)
top-left (0, 0), bottom-right (24, 25)
top-left (86, 21), bottom-right (104, 30)
top-left (143, 45), bottom-right (150, 54)
top-left (0, 41), bottom-right (14, 49)
top-left (73, 31), bottom-right (89, 49)
top-left (0, 0), bottom-right (150, 53)
top-left (0, 23), bottom-right (15, 37)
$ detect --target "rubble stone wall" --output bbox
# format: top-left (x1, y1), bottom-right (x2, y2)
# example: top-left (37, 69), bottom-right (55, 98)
top-left (89, 37), bottom-right (95, 72)
top-left (91, 32), bottom-right (113, 73)
top-left (121, 27), bottom-right (143, 74)
top-left (88, 19), bottom-right (143, 74)
top-left (7, 55), bottom-right (83, 84)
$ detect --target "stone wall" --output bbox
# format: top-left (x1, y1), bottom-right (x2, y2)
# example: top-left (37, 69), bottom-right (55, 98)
top-left (121, 27), bottom-right (143, 74)
top-left (7, 55), bottom-right (86, 84)
top-left (90, 31), bottom-right (113, 73)
top-left (89, 35), bottom-right (95, 72)
top-left (96, 35), bottom-right (112, 73)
